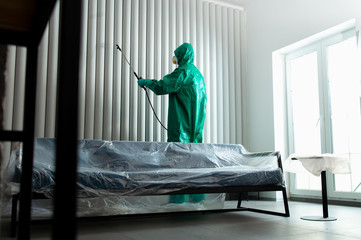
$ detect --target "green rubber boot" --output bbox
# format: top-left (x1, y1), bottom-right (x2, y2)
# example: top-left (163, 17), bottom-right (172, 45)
top-left (169, 194), bottom-right (187, 203)
top-left (188, 194), bottom-right (205, 203)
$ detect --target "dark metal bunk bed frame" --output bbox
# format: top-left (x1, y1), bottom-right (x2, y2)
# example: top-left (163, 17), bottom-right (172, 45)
top-left (0, 1), bottom-right (81, 239)
top-left (9, 151), bottom-right (290, 237)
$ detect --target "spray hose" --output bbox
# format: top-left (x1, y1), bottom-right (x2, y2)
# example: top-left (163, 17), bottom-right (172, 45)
top-left (116, 45), bottom-right (168, 131)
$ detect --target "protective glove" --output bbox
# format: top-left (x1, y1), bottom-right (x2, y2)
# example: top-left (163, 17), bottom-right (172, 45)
top-left (138, 78), bottom-right (147, 88)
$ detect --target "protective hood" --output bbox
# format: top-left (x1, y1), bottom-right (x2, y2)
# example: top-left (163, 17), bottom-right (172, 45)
top-left (174, 43), bottom-right (194, 66)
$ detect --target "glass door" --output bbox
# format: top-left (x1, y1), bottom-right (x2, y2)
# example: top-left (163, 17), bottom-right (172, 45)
top-left (286, 29), bottom-right (361, 201)
top-left (287, 46), bottom-right (322, 196)
top-left (326, 34), bottom-right (361, 197)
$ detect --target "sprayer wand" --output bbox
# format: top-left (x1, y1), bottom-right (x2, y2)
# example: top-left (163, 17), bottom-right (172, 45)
top-left (115, 44), bottom-right (168, 131)
top-left (116, 45), bottom-right (142, 81)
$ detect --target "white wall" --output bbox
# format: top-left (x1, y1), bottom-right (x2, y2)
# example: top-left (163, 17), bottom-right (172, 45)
top-left (243, 0), bottom-right (361, 152)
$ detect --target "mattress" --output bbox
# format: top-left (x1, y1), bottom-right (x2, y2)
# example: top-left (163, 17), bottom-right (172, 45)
top-left (10, 138), bottom-right (284, 197)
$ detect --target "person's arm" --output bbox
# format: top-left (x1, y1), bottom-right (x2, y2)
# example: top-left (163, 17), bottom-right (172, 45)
top-left (138, 68), bottom-right (185, 95)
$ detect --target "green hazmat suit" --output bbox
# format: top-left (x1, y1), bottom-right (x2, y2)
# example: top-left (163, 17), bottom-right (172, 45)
top-left (138, 42), bottom-right (207, 143)
top-left (138, 43), bottom-right (206, 203)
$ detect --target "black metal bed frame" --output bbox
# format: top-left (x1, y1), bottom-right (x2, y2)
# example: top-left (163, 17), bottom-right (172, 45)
top-left (10, 183), bottom-right (290, 237)
top-left (0, 1), bottom-right (80, 239)
top-left (10, 152), bottom-right (290, 237)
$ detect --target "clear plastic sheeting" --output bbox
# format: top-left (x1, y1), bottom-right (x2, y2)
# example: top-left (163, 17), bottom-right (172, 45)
top-left (76, 194), bottom-right (226, 216)
top-left (285, 154), bottom-right (350, 177)
top-left (8, 138), bottom-right (284, 198)
top-left (2, 194), bottom-right (225, 219)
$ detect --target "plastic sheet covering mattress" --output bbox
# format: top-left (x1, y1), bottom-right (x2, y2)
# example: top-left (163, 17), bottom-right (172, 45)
top-left (9, 138), bottom-right (284, 198)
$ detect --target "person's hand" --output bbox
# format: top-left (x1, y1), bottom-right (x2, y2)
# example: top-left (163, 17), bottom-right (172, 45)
top-left (138, 78), bottom-right (147, 87)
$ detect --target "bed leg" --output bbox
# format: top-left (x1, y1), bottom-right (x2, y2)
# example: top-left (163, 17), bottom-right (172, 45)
top-left (237, 193), bottom-right (242, 208)
top-left (11, 194), bottom-right (19, 238)
top-left (282, 188), bottom-right (290, 217)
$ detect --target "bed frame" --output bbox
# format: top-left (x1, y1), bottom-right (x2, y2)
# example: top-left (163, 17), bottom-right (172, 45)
top-left (10, 151), bottom-right (290, 237)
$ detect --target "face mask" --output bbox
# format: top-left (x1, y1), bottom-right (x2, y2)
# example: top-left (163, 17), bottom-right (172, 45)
top-left (172, 56), bottom-right (178, 65)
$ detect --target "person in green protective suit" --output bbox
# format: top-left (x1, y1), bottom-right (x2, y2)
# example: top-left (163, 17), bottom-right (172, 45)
top-left (138, 43), bottom-right (206, 203)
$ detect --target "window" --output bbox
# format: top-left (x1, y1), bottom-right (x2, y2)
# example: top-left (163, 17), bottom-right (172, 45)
top-left (286, 28), bottom-right (361, 200)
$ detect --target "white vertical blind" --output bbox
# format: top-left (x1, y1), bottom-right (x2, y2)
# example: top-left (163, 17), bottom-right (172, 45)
top-left (234, 10), bottom-right (243, 144)
top-left (222, 6), bottom-right (230, 144)
top-left (12, 48), bottom-right (26, 131)
top-left (228, 8), bottom-right (236, 144)
top-left (189, 0), bottom-right (197, 61)
top-left (215, 4), bottom-right (224, 143)
top-left (208, 2), bottom-right (217, 143)
top-left (130, 0), bottom-right (139, 141)
top-left (161, 0), bottom-right (170, 142)
top-left (137, 0), bottom-right (147, 141)
top-left (146, 0), bottom-right (155, 141)
top-left (85, 0), bottom-right (97, 139)
top-left (4, 0), bottom-right (244, 145)
top-left (153, 0), bottom-right (162, 142)
top-left (112, 0), bottom-right (122, 140)
top-left (78, 0), bottom-right (88, 139)
top-left (4, 47), bottom-right (16, 132)
top-left (103, 0), bottom-right (115, 140)
top-left (120, 0), bottom-right (131, 140)
top-left (34, 25), bottom-right (49, 137)
top-left (202, 2), bottom-right (211, 143)
top-left (183, 0), bottom-right (190, 43)
top-left (94, 0), bottom-right (106, 140)
top-left (45, 0), bottom-right (59, 138)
